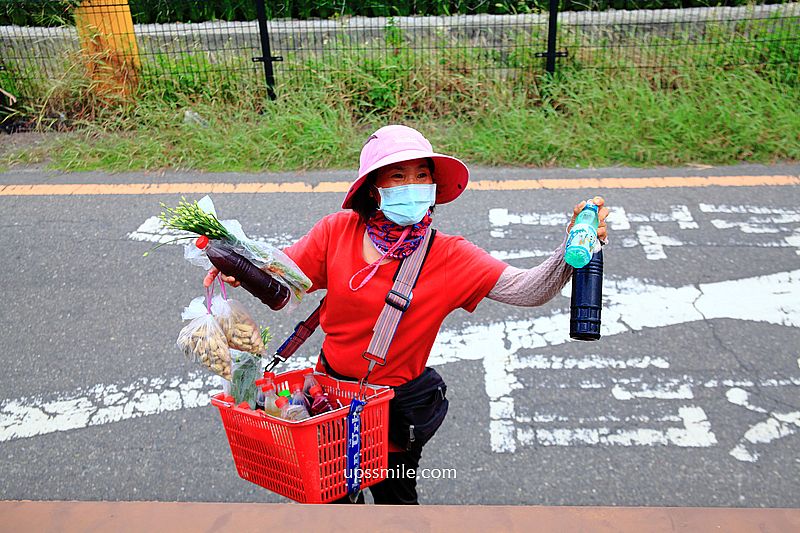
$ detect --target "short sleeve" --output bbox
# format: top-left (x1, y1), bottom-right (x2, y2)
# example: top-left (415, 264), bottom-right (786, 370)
top-left (445, 237), bottom-right (508, 312)
top-left (282, 215), bottom-right (332, 292)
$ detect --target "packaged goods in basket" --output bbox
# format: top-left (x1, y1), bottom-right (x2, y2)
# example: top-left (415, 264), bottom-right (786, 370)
top-left (302, 373), bottom-right (320, 395)
top-left (275, 395), bottom-right (311, 420)
top-left (210, 369), bottom-right (395, 504)
top-left (158, 196), bottom-right (312, 310)
top-left (177, 295), bottom-right (231, 380)
top-left (308, 385), bottom-right (334, 416)
top-left (288, 382), bottom-right (311, 410)
top-left (260, 383), bottom-right (282, 417)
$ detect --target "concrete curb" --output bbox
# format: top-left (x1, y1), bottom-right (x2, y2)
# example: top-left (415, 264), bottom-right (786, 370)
top-left (1, 501), bottom-right (799, 532)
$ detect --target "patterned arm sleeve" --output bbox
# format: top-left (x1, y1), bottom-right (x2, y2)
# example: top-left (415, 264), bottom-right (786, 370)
top-left (486, 236), bottom-right (573, 307)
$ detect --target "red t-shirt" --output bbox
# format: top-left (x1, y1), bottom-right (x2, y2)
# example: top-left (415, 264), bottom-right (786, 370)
top-left (283, 211), bottom-right (507, 386)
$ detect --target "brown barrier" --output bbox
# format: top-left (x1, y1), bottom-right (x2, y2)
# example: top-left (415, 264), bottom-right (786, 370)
top-left (1, 501), bottom-right (798, 532)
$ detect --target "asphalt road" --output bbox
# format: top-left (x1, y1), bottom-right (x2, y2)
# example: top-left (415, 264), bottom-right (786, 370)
top-left (1, 162), bottom-right (798, 506)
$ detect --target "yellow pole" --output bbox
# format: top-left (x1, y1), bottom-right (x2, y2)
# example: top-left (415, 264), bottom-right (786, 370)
top-left (73, 0), bottom-right (141, 96)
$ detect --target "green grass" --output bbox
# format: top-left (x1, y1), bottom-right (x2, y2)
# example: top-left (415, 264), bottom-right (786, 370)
top-left (3, 66), bottom-right (797, 172)
top-left (1, 15), bottom-right (798, 171)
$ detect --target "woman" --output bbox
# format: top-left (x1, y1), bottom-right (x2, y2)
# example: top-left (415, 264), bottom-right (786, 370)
top-left (205, 125), bottom-right (610, 504)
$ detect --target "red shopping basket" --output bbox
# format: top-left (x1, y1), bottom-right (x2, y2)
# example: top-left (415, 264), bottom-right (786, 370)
top-left (210, 368), bottom-right (394, 504)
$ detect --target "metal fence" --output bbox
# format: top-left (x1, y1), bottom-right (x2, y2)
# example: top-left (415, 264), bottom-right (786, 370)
top-left (1, 0), bottom-right (798, 108)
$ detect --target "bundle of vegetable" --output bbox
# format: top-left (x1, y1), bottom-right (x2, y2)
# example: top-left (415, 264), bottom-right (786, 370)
top-left (230, 350), bottom-right (261, 409)
top-left (158, 197), bottom-right (312, 309)
top-left (230, 328), bottom-right (272, 408)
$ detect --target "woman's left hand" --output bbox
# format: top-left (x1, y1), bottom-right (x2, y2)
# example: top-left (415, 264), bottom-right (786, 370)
top-left (568, 196), bottom-right (610, 243)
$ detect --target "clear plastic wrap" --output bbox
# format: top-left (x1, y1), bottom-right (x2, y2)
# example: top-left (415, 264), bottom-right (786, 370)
top-left (230, 349), bottom-right (264, 409)
top-left (177, 291), bottom-right (231, 380)
top-left (211, 280), bottom-right (266, 355)
top-left (182, 196), bottom-right (311, 311)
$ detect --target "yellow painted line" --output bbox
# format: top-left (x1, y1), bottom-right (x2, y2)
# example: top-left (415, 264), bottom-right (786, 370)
top-left (470, 175), bottom-right (800, 190)
top-left (0, 175), bottom-right (798, 196)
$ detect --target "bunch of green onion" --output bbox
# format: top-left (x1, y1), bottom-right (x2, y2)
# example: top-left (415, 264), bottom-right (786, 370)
top-left (158, 198), bottom-right (233, 240)
top-left (143, 198), bottom-right (233, 256)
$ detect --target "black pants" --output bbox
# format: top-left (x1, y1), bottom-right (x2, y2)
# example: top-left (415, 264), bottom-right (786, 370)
top-left (332, 447), bottom-right (423, 505)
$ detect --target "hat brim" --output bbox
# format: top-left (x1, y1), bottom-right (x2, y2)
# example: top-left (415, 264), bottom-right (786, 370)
top-left (342, 149), bottom-right (469, 209)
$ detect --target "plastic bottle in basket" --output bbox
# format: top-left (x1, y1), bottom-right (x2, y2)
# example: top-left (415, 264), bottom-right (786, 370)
top-left (261, 383), bottom-right (282, 417)
top-left (308, 385), bottom-right (333, 416)
top-left (275, 396), bottom-right (310, 421)
top-left (303, 373), bottom-right (320, 394)
top-left (289, 382), bottom-right (311, 410)
top-left (195, 236), bottom-right (291, 311)
top-left (302, 373), bottom-right (320, 404)
top-left (254, 378), bottom-right (268, 410)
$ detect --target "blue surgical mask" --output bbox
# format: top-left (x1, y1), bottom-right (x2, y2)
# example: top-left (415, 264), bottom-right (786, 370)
top-left (377, 184), bottom-right (437, 226)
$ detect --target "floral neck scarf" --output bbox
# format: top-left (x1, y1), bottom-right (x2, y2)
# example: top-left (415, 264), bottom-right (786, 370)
top-left (349, 210), bottom-right (432, 291)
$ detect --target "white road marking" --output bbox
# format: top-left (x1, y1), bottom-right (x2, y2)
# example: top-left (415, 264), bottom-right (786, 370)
top-left (0, 372), bottom-right (215, 442)
top-left (605, 206), bottom-right (631, 230)
top-left (726, 388), bottom-right (800, 463)
top-left (489, 203), bottom-right (800, 260)
top-left (669, 205), bottom-right (699, 229)
top-left (516, 406), bottom-right (716, 448)
top-left (509, 354), bottom-right (670, 370)
top-left (0, 354), bottom-right (316, 443)
top-left (4, 269), bottom-right (798, 461)
top-left (9, 206), bottom-right (797, 458)
top-left (431, 268), bottom-right (800, 454)
top-left (635, 224), bottom-right (680, 260)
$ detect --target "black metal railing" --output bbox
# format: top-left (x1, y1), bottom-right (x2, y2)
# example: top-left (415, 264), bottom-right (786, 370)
top-left (1, 0), bottom-right (798, 113)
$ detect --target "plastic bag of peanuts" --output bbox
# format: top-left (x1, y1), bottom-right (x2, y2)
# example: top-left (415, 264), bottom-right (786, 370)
top-left (211, 279), bottom-right (266, 356)
top-left (177, 290), bottom-right (232, 380)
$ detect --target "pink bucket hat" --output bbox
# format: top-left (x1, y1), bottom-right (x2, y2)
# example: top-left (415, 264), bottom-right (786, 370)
top-left (341, 125), bottom-right (470, 209)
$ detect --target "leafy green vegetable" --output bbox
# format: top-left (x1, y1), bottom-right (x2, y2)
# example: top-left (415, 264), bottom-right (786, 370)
top-left (231, 351), bottom-right (261, 409)
top-left (260, 326), bottom-right (273, 348)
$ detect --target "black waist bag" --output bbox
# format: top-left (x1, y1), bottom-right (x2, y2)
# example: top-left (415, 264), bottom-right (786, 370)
top-left (389, 367), bottom-right (449, 451)
top-left (321, 353), bottom-right (448, 451)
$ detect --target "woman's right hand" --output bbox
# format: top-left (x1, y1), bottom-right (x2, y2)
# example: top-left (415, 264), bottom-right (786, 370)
top-left (203, 267), bottom-right (241, 288)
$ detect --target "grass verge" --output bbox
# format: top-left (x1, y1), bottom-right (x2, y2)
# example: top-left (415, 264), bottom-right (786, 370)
top-left (2, 66), bottom-right (797, 172)
top-left (2, 10), bottom-right (798, 172)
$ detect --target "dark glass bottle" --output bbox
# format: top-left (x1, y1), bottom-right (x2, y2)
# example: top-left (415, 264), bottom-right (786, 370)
top-left (570, 249), bottom-right (603, 341)
top-left (196, 236), bottom-right (290, 311)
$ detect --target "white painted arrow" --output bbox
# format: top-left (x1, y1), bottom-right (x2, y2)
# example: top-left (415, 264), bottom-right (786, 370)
top-left (429, 269), bottom-right (800, 454)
